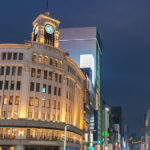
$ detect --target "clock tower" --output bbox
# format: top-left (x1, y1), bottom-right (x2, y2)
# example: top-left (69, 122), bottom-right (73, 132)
top-left (31, 8), bottom-right (60, 48)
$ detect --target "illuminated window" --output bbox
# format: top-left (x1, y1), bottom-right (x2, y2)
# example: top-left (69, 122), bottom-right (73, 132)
top-left (14, 111), bottom-right (18, 119)
top-left (44, 56), bottom-right (48, 65)
top-left (35, 97), bottom-right (39, 107)
top-left (38, 55), bottom-right (42, 63)
top-left (44, 70), bottom-right (47, 79)
top-left (32, 53), bottom-right (37, 63)
top-left (37, 69), bottom-right (41, 78)
top-left (41, 113), bottom-right (45, 120)
top-left (15, 96), bottom-right (20, 105)
top-left (49, 71), bottom-right (52, 80)
top-left (31, 68), bottom-right (35, 77)
top-left (9, 96), bottom-right (13, 105)
top-left (3, 96), bottom-right (7, 105)
top-left (50, 57), bottom-right (53, 65)
top-left (42, 100), bottom-right (46, 107)
top-left (34, 112), bottom-right (38, 119)
top-left (29, 97), bottom-right (33, 106)
top-left (53, 100), bottom-right (56, 109)
top-left (47, 99), bottom-right (51, 108)
top-left (54, 59), bottom-right (58, 67)
top-left (42, 84), bottom-right (46, 93)
top-left (18, 129), bottom-right (24, 136)
top-left (28, 112), bottom-right (32, 118)
top-left (12, 66), bottom-right (16, 75)
top-left (8, 111), bottom-right (12, 119)
top-left (59, 61), bottom-right (63, 68)
top-left (55, 73), bottom-right (58, 82)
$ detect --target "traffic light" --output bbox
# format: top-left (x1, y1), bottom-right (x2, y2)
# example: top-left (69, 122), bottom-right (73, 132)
top-left (87, 142), bottom-right (90, 148)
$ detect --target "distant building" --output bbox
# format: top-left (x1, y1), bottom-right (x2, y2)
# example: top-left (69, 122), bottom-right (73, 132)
top-left (59, 27), bottom-right (102, 141)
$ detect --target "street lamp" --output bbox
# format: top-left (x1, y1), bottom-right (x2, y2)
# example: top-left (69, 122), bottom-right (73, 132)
top-left (64, 125), bottom-right (69, 150)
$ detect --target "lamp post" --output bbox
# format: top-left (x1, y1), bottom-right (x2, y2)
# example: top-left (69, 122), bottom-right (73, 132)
top-left (64, 125), bottom-right (69, 150)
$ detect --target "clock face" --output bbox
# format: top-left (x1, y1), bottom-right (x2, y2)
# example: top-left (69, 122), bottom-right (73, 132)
top-left (34, 26), bottom-right (38, 35)
top-left (45, 25), bottom-right (54, 34)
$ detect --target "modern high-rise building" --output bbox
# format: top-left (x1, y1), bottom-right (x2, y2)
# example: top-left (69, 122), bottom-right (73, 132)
top-left (0, 9), bottom-right (86, 150)
top-left (59, 27), bottom-right (102, 141)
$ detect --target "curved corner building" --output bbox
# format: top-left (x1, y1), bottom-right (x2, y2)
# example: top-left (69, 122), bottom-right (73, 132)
top-left (0, 11), bottom-right (86, 150)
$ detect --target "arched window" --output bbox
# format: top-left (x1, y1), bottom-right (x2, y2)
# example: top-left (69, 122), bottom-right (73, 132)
top-left (38, 55), bottom-right (43, 64)
top-left (44, 56), bottom-right (48, 65)
top-left (33, 26), bottom-right (38, 42)
top-left (54, 59), bottom-right (58, 67)
top-left (50, 57), bottom-right (53, 65)
top-left (59, 61), bottom-right (63, 68)
top-left (32, 54), bottom-right (37, 63)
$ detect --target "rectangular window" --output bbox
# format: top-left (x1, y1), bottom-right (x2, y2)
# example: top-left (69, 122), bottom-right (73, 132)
top-left (36, 83), bottom-right (40, 92)
top-left (0, 81), bottom-right (3, 90)
top-left (2, 53), bottom-right (6, 60)
top-left (6, 66), bottom-right (10, 75)
top-left (42, 100), bottom-right (46, 107)
top-left (41, 113), bottom-right (45, 120)
top-left (8, 111), bottom-right (12, 119)
top-left (15, 96), bottom-right (20, 105)
top-left (19, 53), bottom-right (23, 60)
top-left (30, 82), bottom-right (34, 91)
top-left (12, 66), bottom-right (16, 75)
top-left (47, 113), bottom-right (50, 120)
top-left (31, 68), bottom-right (35, 77)
top-left (34, 112), bottom-right (38, 119)
top-left (49, 72), bottom-right (52, 80)
top-left (13, 53), bottom-right (17, 60)
top-left (18, 67), bottom-right (22, 76)
top-left (37, 69), bottom-right (41, 78)
top-left (3, 96), bottom-right (7, 105)
top-left (48, 85), bottom-right (51, 94)
top-left (53, 100), bottom-right (56, 109)
top-left (29, 97), bottom-right (33, 106)
top-left (59, 75), bottom-right (62, 83)
top-left (58, 88), bottom-right (61, 96)
top-left (54, 87), bottom-right (57, 95)
top-left (14, 111), bottom-right (18, 119)
top-left (16, 81), bottom-right (21, 90)
top-left (55, 73), bottom-right (58, 82)
top-left (0, 67), bottom-right (4, 75)
top-left (35, 97), bottom-right (39, 107)
top-left (7, 53), bottom-right (12, 60)
top-left (58, 101), bottom-right (60, 110)
top-left (42, 84), bottom-right (46, 93)
top-left (44, 70), bottom-right (47, 79)
top-left (10, 81), bottom-right (14, 90)
top-left (5, 81), bottom-right (9, 90)
top-left (50, 57), bottom-right (53, 65)
top-left (9, 96), bottom-right (13, 105)
top-left (2, 111), bottom-right (7, 119)
top-left (47, 99), bottom-right (51, 108)
top-left (28, 112), bottom-right (32, 118)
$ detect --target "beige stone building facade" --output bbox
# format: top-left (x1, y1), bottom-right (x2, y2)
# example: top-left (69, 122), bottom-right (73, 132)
top-left (0, 10), bottom-right (86, 150)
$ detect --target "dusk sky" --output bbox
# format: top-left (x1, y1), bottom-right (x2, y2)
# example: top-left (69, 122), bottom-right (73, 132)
top-left (0, 0), bottom-right (150, 135)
